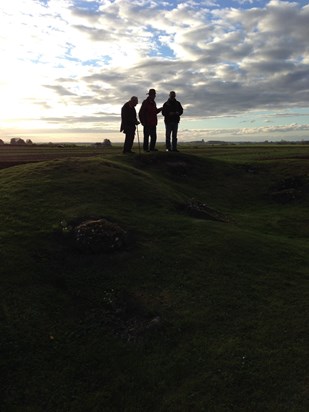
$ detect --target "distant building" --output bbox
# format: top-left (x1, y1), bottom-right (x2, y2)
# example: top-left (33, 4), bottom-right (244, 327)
top-left (102, 139), bottom-right (112, 147)
top-left (188, 139), bottom-right (205, 144)
top-left (93, 139), bottom-right (112, 148)
top-left (207, 140), bottom-right (226, 145)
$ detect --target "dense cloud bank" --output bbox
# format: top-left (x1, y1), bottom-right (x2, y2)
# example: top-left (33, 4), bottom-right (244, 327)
top-left (1, 0), bottom-right (308, 141)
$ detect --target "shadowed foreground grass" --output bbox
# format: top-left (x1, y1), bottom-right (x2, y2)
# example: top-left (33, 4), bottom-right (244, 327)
top-left (0, 145), bottom-right (308, 411)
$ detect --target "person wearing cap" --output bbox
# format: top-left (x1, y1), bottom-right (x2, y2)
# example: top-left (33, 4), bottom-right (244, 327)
top-left (138, 89), bottom-right (162, 152)
top-left (162, 91), bottom-right (183, 152)
top-left (120, 96), bottom-right (139, 154)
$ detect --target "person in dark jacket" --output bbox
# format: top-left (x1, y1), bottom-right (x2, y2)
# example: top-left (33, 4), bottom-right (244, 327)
top-left (138, 89), bottom-right (162, 152)
top-left (120, 96), bottom-right (139, 153)
top-left (162, 91), bottom-right (183, 152)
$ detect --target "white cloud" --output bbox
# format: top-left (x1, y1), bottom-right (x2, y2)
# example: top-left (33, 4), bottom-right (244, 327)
top-left (0, 0), bottom-right (308, 142)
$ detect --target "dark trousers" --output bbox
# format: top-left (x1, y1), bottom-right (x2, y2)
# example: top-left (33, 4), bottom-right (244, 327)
top-left (165, 122), bottom-right (179, 151)
top-left (123, 128), bottom-right (135, 152)
top-left (143, 126), bottom-right (157, 151)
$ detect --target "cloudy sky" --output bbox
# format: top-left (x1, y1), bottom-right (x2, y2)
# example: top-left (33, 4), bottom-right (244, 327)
top-left (1, 0), bottom-right (309, 143)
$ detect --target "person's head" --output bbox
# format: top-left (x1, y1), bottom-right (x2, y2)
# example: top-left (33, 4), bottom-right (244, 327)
top-left (147, 89), bottom-right (156, 100)
top-left (169, 91), bottom-right (176, 100)
top-left (130, 96), bottom-right (138, 106)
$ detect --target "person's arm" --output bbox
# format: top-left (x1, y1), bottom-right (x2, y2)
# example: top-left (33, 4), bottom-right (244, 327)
top-left (138, 102), bottom-right (146, 125)
top-left (122, 105), bottom-right (131, 128)
top-left (134, 108), bottom-right (140, 125)
top-left (161, 103), bottom-right (167, 117)
top-left (178, 102), bottom-right (183, 116)
top-left (120, 105), bottom-right (125, 131)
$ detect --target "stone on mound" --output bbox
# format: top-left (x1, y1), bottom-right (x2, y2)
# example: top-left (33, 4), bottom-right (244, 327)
top-left (72, 218), bottom-right (127, 253)
top-left (185, 198), bottom-right (229, 222)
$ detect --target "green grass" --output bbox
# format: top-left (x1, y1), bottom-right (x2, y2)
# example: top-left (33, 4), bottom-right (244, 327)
top-left (0, 145), bottom-right (308, 411)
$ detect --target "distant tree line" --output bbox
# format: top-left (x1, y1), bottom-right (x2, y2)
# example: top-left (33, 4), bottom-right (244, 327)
top-left (0, 138), bottom-right (34, 145)
top-left (0, 138), bottom-right (113, 146)
top-left (10, 138), bottom-right (33, 145)
top-left (3, 138), bottom-right (117, 146)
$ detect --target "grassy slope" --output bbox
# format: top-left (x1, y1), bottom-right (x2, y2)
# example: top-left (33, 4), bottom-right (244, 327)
top-left (0, 147), bottom-right (308, 411)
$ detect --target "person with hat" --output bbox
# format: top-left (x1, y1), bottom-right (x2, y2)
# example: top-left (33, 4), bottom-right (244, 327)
top-left (162, 91), bottom-right (183, 152)
top-left (138, 89), bottom-right (162, 152)
top-left (120, 96), bottom-right (139, 154)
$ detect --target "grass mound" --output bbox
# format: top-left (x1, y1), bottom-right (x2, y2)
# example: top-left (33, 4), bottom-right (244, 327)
top-left (0, 148), bottom-right (308, 411)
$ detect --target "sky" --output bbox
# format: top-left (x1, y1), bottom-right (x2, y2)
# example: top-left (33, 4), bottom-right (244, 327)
top-left (0, 0), bottom-right (309, 143)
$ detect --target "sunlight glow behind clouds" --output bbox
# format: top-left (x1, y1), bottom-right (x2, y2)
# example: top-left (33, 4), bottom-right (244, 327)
top-left (0, 0), bottom-right (308, 142)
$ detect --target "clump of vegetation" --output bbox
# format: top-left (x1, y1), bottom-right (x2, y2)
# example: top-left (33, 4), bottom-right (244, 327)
top-left (269, 175), bottom-right (307, 203)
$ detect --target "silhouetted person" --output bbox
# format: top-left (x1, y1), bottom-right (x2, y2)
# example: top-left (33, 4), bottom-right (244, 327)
top-left (120, 96), bottom-right (139, 154)
top-left (138, 89), bottom-right (162, 152)
top-left (162, 91), bottom-right (183, 152)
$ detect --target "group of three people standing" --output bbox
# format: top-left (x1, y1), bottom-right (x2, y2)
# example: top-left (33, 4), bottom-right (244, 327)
top-left (120, 89), bottom-right (183, 154)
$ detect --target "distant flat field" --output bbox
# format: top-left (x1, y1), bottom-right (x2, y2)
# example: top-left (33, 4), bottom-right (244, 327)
top-left (0, 144), bottom-right (115, 168)
top-left (0, 143), bottom-right (308, 169)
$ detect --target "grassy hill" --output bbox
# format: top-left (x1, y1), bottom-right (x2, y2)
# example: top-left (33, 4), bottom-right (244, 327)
top-left (0, 146), bottom-right (308, 411)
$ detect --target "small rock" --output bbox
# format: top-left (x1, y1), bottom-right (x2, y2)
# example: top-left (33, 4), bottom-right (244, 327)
top-left (147, 316), bottom-right (161, 329)
top-left (70, 218), bottom-right (127, 253)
